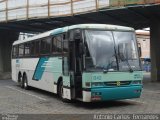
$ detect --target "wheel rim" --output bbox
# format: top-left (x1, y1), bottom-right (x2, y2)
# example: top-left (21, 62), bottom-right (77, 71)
top-left (24, 77), bottom-right (27, 88)
top-left (24, 81), bottom-right (27, 88)
top-left (20, 77), bottom-right (23, 87)
top-left (19, 77), bottom-right (22, 85)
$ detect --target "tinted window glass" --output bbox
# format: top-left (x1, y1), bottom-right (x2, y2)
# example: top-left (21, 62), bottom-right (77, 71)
top-left (85, 30), bottom-right (116, 69)
top-left (52, 36), bottom-right (62, 54)
top-left (18, 44), bottom-right (24, 57)
top-left (52, 37), bottom-right (57, 52)
top-left (12, 46), bottom-right (18, 58)
top-left (40, 38), bottom-right (51, 55)
top-left (24, 43), bottom-right (30, 56)
top-left (69, 30), bottom-right (74, 41)
top-left (35, 41), bottom-right (40, 56)
top-left (57, 37), bottom-right (62, 52)
top-left (30, 42), bottom-right (35, 56)
top-left (63, 34), bottom-right (68, 53)
top-left (113, 31), bottom-right (140, 71)
top-left (63, 41), bottom-right (68, 53)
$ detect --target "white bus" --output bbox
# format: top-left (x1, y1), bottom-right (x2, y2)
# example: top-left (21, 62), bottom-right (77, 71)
top-left (12, 24), bottom-right (143, 102)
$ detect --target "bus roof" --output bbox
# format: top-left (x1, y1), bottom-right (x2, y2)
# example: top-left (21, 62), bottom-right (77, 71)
top-left (13, 24), bottom-right (134, 45)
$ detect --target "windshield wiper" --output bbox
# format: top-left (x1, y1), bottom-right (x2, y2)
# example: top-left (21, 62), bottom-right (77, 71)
top-left (124, 58), bottom-right (134, 73)
top-left (103, 54), bottom-right (117, 73)
top-left (118, 53), bottom-right (133, 73)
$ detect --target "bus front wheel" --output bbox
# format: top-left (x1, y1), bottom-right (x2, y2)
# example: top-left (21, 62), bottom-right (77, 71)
top-left (58, 81), bottom-right (71, 103)
top-left (58, 81), bottom-right (63, 99)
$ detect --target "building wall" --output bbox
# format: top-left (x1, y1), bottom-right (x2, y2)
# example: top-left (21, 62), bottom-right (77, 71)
top-left (136, 31), bottom-right (150, 72)
top-left (136, 32), bottom-right (150, 59)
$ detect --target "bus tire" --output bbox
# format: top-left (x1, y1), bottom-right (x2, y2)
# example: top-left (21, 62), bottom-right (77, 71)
top-left (58, 81), bottom-right (63, 99)
top-left (20, 76), bottom-right (24, 88)
top-left (58, 81), bottom-right (71, 103)
top-left (18, 73), bottom-right (23, 88)
top-left (23, 74), bottom-right (30, 90)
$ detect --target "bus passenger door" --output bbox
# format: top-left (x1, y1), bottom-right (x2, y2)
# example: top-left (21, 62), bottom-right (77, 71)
top-left (69, 30), bottom-right (83, 99)
top-left (62, 37), bottom-right (71, 100)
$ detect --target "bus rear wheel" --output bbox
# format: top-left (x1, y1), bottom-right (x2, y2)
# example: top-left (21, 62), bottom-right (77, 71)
top-left (19, 76), bottom-right (24, 88)
top-left (23, 75), bottom-right (29, 90)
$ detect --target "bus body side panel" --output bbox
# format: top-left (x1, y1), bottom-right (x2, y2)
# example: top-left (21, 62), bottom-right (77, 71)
top-left (63, 75), bottom-right (71, 100)
top-left (28, 57), bottom-right (62, 93)
top-left (82, 73), bottom-right (92, 102)
top-left (11, 59), bottom-right (18, 82)
top-left (13, 58), bottom-right (39, 86)
top-left (12, 57), bottom-right (63, 94)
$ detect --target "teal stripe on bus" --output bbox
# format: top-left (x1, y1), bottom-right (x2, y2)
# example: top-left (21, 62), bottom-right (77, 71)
top-left (33, 57), bottom-right (49, 81)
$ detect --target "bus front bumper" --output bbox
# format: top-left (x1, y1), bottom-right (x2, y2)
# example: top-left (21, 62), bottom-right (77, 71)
top-left (83, 86), bottom-right (142, 102)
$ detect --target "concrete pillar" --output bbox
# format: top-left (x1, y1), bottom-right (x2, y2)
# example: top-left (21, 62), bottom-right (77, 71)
top-left (150, 19), bottom-right (160, 82)
top-left (0, 30), bottom-right (19, 79)
top-left (0, 42), bottom-right (3, 73)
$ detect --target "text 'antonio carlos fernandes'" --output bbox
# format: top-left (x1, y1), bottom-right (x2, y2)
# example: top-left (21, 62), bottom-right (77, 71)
top-left (93, 114), bottom-right (159, 120)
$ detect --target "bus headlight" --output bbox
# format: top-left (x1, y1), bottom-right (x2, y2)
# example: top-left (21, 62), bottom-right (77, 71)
top-left (132, 80), bottom-right (142, 85)
top-left (92, 82), bottom-right (104, 87)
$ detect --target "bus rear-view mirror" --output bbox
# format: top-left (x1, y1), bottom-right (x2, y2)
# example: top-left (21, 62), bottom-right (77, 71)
top-left (138, 43), bottom-right (142, 57)
top-left (74, 29), bottom-right (81, 40)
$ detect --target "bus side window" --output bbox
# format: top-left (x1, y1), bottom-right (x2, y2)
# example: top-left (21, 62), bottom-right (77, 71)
top-left (52, 35), bottom-right (62, 54)
top-left (40, 37), bottom-right (51, 55)
top-left (63, 34), bottom-right (68, 53)
top-left (35, 41), bottom-right (40, 56)
top-left (30, 41), bottom-right (36, 56)
top-left (12, 46), bottom-right (18, 58)
top-left (24, 43), bottom-right (30, 56)
top-left (63, 41), bottom-right (68, 53)
top-left (18, 44), bottom-right (24, 57)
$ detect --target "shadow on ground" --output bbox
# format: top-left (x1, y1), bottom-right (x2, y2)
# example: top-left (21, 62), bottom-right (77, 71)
top-left (16, 85), bottom-right (137, 110)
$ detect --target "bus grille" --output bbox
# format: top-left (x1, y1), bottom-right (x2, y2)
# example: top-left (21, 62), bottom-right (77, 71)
top-left (104, 81), bottom-right (131, 87)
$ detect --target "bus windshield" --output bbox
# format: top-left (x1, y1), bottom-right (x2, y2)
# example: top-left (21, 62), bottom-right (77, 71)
top-left (84, 30), bottom-right (141, 72)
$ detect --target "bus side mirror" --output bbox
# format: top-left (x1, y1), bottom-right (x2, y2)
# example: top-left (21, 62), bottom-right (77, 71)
top-left (74, 29), bottom-right (81, 40)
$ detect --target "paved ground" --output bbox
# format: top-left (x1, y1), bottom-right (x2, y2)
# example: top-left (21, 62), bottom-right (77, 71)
top-left (0, 72), bottom-right (159, 116)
